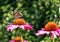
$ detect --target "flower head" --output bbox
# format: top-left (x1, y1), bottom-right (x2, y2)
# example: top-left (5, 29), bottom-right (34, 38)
top-left (14, 36), bottom-right (21, 40)
top-left (45, 22), bottom-right (58, 31)
top-left (14, 36), bottom-right (23, 42)
top-left (9, 36), bottom-right (28, 42)
top-left (35, 22), bottom-right (60, 39)
top-left (14, 18), bottom-right (26, 25)
top-left (7, 18), bottom-right (33, 31)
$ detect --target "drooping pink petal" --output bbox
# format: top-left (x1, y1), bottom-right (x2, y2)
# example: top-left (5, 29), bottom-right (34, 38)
top-left (23, 40), bottom-right (28, 42)
top-left (54, 31), bottom-right (60, 36)
top-left (55, 29), bottom-right (60, 36)
top-left (9, 40), bottom-right (15, 42)
top-left (24, 24), bottom-right (33, 30)
top-left (7, 24), bottom-right (19, 31)
top-left (19, 25), bottom-right (24, 29)
top-left (41, 28), bottom-right (45, 30)
top-left (19, 24), bottom-right (33, 30)
top-left (35, 30), bottom-right (50, 36)
top-left (51, 31), bottom-right (57, 39)
top-left (56, 29), bottom-right (60, 33)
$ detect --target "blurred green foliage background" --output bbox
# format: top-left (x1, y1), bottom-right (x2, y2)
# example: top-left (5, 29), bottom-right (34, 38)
top-left (0, 0), bottom-right (60, 42)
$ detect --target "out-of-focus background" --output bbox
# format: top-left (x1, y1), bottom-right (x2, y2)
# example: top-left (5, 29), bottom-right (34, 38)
top-left (0, 0), bottom-right (60, 42)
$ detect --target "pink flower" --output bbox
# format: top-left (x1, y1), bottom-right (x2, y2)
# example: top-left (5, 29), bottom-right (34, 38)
top-left (7, 24), bottom-right (32, 31)
top-left (9, 36), bottom-right (28, 42)
top-left (6, 18), bottom-right (33, 31)
top-left (9, 39), bottom-right (28, 42)
top-left (35, 22), bottom-right (60, 39)
top-left (9, 40), bottom-right (15, 42)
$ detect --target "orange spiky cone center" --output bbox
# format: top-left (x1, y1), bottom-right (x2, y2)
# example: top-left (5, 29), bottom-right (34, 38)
top-left (14, 36), bottom-right (20, 40)
top-left (14, 18), bottom-right (26, 25)
top-left (45, 22), bottom-right (58, 31)
top-left (14, 36), bottom-right (23, 42)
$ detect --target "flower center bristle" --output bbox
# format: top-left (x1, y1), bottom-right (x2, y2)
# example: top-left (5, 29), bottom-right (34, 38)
top-left (14, 18), bottom-right (26, 25)
top-left (45, 22), bottom-right (58, 31)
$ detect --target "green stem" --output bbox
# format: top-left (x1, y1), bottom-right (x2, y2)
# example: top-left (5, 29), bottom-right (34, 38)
top-left (20, 29), bottom-right (23, 42)
top-left (16, 28), bottom-right (20, 36)
top-left (16, 28), bottom-right (23, 42)
top-left (51, 39), bottom-right (54, 42)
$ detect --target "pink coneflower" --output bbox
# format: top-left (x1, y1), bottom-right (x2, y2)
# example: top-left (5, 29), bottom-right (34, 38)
top-left (7, 18), bottom-right (33, 31)
top-left (9, 36), bottom-right (28, 42)
top-left (35, 22), bottom-right (60, 39)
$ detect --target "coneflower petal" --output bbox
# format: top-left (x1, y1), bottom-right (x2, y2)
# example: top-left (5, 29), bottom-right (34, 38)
top-left (54, 31), bottom-right (60, 36)
top-left (9, 40), bottom-right (15, 42)
top-left (35, 30), bottom-right (50, 36)
top-left (51, 31), bottom-right (57, 38)
top-left (7, 24), bottom-right (18, 31)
